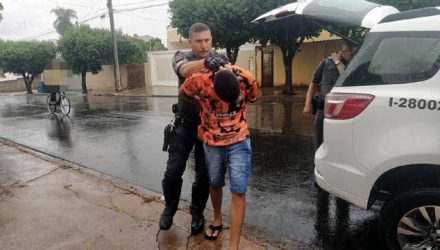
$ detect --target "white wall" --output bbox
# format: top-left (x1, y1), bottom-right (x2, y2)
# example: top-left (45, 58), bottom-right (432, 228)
top-left (148, 51), bottom-right (179, 96)
top-left (148, 44), bottom-right (257, 96)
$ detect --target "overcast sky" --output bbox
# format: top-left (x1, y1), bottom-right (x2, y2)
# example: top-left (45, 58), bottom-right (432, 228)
top-left (0, 0), bottom-right (171, 44)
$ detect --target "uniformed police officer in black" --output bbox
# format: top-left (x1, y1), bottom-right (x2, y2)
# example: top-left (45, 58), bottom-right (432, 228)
top-left (160, 23), bottom-right (230, 234)
top-left (303, 43), bottom-right (357, 151)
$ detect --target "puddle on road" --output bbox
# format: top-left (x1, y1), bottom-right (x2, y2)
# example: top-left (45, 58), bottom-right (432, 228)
top-left (0, 94), bottom-right (387, 249)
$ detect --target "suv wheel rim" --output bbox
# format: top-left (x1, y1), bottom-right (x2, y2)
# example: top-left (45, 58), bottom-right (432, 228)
top-left (397, 205), bottom-right (440, 249)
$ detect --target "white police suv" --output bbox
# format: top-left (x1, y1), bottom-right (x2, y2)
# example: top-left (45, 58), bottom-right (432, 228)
top-left (314, 6), bottom-right (440, 250)
top-left (253, 0), bottom-right (440, 249)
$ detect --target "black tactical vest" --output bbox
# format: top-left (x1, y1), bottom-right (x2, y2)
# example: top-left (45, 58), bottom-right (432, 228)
top-left (319, 59), bottom-right (340, 101)
top-left (176, 51), bottom-right (199, 114)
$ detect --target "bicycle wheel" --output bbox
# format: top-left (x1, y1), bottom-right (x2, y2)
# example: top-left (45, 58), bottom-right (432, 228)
top-left (60, 94), bottom-right (71, 115)
top-left (47, 95), bottom-right (57, 113)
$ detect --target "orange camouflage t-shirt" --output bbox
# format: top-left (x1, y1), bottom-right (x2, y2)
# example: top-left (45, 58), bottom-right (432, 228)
top-left (180, 65), bottom-right (259, 146)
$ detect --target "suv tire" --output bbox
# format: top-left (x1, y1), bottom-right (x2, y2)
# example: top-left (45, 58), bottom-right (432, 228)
top-left (381, 189), bottom-right (440, 250)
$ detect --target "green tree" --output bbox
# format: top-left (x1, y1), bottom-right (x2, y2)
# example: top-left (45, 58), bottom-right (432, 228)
top-left (51, 7), bottom-right (77, 35)
top-left (117, 35), bottom-right (148, 64)
top-left (58, 25), bottom-right (147, 93)
top-left (0, 40), bottom-right (56, 94)
top-left (170, 0), bottom-right (258, 64)
top-left (133, 37), bottom-right (167, 54)
top-left (170, 0), bottom-right (321, 93)
top-left (145, 38), bottom-right (167, 51)
top-left (0, 3), bottom-right (4, 22)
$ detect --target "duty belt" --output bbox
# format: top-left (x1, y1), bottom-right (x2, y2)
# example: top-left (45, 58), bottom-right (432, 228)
top-left (175, 112), bottom-right (199, 128)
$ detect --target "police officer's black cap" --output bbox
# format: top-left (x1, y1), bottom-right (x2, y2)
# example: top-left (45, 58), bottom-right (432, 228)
top-left (213, 70), bottom-right (240, 103)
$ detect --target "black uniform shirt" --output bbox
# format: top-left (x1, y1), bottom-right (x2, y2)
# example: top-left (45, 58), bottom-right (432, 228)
top-left (312, 58), bottom-right (340, 100)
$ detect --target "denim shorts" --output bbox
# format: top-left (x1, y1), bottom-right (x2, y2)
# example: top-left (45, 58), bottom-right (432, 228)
top-left (203, 138), bottom-right (252, 194)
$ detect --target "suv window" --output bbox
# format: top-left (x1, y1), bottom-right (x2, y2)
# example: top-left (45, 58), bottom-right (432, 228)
top-left (337, 32), bottom-right (440, 86)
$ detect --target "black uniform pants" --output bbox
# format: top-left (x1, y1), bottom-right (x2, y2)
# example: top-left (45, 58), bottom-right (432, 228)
top-left (161, 119), bottom-right (209, 215)
top-left (313, 109), bottom-right (325, 152)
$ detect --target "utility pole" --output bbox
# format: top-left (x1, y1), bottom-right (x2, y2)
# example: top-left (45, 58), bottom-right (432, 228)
top-left (108, 0), bottom-right (122, 92)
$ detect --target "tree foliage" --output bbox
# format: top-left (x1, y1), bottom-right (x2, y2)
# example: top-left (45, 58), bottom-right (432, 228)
top-left (144, 38), bottom-right (167, 51)
top-left (170, 0), bottom-right (259, 64)
top-left (170, 0), bottom-right (321, 93)
top-left (0, 40), bottom-right (56, 94)
top-left (252, 0), bottom-right (321, 94)
top-left (262, 17), bottom-right (320, 94)
top-left (58, 25), bottom-right (147, 93)
top-left (51, 7), bottom-right (77, 35)
top-left (0, 3), bottom-right (3, 22)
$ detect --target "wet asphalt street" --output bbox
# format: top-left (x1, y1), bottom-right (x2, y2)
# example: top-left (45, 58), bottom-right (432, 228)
top-left (0, 92), bottom-right (387, 249)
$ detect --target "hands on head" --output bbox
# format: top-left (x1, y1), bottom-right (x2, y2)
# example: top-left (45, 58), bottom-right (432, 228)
top-left (218, 64), bottom-right (233, 72)
top-left (204, 55), bottom-right (230, 72)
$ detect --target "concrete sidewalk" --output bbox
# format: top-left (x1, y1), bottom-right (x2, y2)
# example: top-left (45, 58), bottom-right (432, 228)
top-left (0, 142), bottom-right (268, 249)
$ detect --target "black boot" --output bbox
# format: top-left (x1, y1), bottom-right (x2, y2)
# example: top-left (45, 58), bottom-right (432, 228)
top-left (190, 211), bottom-right (205, 235)
top-left (159, 181), bottom-right (181, 230)
top-left (159, 204), bottom-right (177, 230)
top-left (190, 183), bottom-right (210, 234)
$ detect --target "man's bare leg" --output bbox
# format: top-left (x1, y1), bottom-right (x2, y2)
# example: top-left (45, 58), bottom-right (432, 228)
top-left (229, 192), bottom-right (245, 250)
top-left (206, 186), bottom-right (223, 236)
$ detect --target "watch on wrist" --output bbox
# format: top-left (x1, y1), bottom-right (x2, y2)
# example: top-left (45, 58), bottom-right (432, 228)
top-left (334, 60), bottom-right (340, 66)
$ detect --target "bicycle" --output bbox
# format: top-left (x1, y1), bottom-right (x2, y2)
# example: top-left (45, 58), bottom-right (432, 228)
top-left (46, 85), bottom-right (71, 115)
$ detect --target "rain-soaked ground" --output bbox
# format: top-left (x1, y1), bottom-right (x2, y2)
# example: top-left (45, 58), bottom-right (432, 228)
top-left (0, 91), bottom-right (387, 249)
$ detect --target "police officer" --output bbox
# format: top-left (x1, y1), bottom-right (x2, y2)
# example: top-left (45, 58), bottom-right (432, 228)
top-left (160, 23), bottom-right (230, 234)
top-left (303, 43), bottom-right (357, 151)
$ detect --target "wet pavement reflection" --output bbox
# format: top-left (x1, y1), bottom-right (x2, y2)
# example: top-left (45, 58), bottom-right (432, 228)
top-left (0, 92), bottom-right (387, 249)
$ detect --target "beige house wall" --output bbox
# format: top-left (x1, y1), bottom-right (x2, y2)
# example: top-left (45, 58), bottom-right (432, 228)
top-left (255, 39), bottom-right (343, 87)
top-left (66, 74), bottom-right (83, 91)
top-left (42, 63), bottom-right (145, 92)
top-left (167, 28), bottom-right (190, 51)
top-left (86, 65), bottom-right (128, 91)
top-left (1, 78), bottom-right (28, 92)
top-left (0, 79), bottom-right (26, 92)
top-left (235, 45), bottom-right (257, 76)
top-left (256, 49), bottom-right (262, 86)
top-left (293, 39), bottom-right (344, 86)
top-left (0, 75), bottom-right (42, 92)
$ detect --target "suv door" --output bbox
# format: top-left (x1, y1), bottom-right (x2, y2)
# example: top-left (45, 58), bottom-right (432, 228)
top-left (252, 0), bottom-right (399, 29)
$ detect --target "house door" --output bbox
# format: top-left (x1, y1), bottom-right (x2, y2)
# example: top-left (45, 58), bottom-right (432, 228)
top-left (262, 50), bottom-right (274, 88)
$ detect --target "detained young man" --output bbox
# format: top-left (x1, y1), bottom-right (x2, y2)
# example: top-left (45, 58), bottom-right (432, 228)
top-left (179, 65), bottom-right (258, 250)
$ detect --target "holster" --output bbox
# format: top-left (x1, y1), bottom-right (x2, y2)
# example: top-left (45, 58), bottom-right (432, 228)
top-left (312, 95), bottom-right (325, 115)
top-left (174, 110), bottom-right (199, 129)
top-left (312, 95), bottom-right (319, 115)
top-left (162, 123), bottom-right (175, 152)
top-left (162, 103), bottom-right (199, 152)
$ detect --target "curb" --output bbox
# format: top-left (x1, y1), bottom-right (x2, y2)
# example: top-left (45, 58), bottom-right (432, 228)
top-left (0, 136), bottom-right (161, 201)
top-left (0, 135), bottom-right (312, 249)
